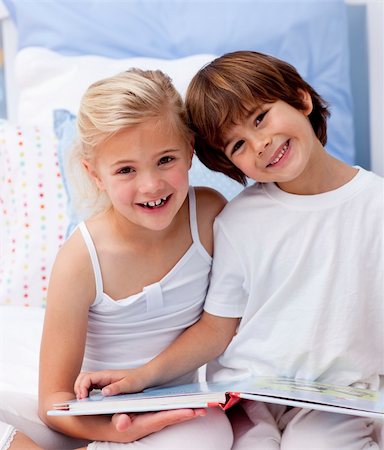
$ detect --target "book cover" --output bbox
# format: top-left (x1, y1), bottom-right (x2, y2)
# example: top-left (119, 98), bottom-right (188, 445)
top-left (48, 376), bottom-right (384, 419)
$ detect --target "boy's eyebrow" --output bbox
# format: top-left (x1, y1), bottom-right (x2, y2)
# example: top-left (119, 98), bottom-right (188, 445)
top-left (222, 136), bottom-right (231, 149)
top-left (223, 107), bottom-right (259, 149)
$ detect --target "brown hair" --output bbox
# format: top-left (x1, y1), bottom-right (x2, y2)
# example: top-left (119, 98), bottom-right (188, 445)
top-left (185, 51), bottom-right (330, 184)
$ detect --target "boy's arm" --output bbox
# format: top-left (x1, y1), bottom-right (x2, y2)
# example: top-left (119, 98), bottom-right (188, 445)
top-left (144, 311), bottom-right (239, 387)
top-left (75, 311), bottom-right (239, 397)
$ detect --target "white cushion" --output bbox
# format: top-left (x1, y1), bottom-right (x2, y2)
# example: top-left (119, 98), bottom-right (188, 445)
top-left (16, 48), bottom-right (216, 126)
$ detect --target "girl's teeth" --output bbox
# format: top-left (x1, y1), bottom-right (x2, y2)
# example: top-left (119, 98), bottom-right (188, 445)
top-left (143, 197), bottom-right (167, 208)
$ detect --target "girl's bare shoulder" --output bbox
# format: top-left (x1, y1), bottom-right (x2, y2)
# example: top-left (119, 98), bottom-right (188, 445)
top-left (194, 186), bottom-right (227, 221)
top-left (193, 187), bottom-right (227, 255)
top-left (54, 226), bottom-right (89, 265)
top-left (49, 226), bottom-right (95, 305)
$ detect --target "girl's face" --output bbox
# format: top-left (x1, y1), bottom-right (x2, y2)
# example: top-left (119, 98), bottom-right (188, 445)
top-left (222, 92), bottom-right (322, 192)
top-left (85, 117), bottom-right (193, 232)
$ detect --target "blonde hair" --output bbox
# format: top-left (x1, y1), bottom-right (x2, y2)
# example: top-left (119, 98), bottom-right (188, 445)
top-left (69, 68), bottom-right (192, 217)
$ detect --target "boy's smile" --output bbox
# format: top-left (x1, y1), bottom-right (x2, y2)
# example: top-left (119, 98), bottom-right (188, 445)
top-left (223, 96), bottom-right (323, 193)
top-left (267, 139), bottom-right (291, 167)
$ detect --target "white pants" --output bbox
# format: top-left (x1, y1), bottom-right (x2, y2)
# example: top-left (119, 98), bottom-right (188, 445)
top-left (228, 400), bottom-right (381, 450)
top-left (0, 391), bottom-right (90, 449)
top-left (88, 408), bottom-right (233, 450)
top-left (0, 391), bottom-right (233, 450)
top-left (0, 421), bottom-right (16, 450)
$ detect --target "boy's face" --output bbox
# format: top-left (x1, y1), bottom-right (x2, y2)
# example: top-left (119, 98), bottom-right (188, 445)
top-left (222, 95), bottom-right (322, 192)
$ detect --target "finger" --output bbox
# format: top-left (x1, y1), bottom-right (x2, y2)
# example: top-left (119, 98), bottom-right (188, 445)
top-left (74, 373), bottom-right (91, 399)
top-left (101, 379), bottom-right (129, 397)
top-left (135, 409), bottom-right (207, 433)
top-left (74, 372), bottom-right (98, 399)
top-left (76, 372), bottom-right (117, 399)
top-left (112, 413), bottom-right (133, 433)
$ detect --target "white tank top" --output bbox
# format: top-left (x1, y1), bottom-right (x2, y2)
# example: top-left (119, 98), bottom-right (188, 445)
top-left (79, 187), bottom-right (211, 384)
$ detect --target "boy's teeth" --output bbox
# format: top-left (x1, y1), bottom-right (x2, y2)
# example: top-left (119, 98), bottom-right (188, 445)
top-left (270, 142), bottom-right (289, 165)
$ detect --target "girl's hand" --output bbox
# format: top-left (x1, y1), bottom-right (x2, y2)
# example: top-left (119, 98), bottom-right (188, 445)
top-left (74, 367), bottom-right (148, 399)
top-left (112, 408), bottom-right (207, 436)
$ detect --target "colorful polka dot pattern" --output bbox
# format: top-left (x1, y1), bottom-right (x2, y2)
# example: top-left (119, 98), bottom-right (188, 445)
top-left (0, 120), bottom-right (69, 307)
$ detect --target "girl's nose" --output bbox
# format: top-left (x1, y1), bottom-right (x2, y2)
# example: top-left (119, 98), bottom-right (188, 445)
top-left (137, 170), bottom-right (164, 194)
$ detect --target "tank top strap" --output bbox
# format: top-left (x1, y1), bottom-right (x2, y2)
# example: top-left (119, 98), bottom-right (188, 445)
top-left (78, 222), bottom-right (104, 300)
top-left (188, 186), bottom-right (199, 243)
top-left (188, 187), bottom-right (210, 262)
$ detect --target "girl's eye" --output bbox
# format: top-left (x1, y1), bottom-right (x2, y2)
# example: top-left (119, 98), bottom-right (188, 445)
top-left (117, 166), bottom-right (134, 174)
top-left (159, 156), bottom-right (174, 165)
top-left (232, 140), bottom-right (245, 155)
top-left (255, 111), bottom-right (267, 126)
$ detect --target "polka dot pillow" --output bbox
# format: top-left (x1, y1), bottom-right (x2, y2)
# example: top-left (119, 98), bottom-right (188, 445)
top-left (0, 120), bottom-right (69, 307)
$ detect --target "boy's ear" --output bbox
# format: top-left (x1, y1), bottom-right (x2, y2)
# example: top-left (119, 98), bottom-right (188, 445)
top-left (299, 89), bottom-right (313, 116)
top-left (82, 159), bottom-right (105, 190)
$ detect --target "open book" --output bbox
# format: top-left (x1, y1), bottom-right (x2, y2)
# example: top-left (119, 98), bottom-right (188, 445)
top-left (48, 376), bottom-right (384, 419)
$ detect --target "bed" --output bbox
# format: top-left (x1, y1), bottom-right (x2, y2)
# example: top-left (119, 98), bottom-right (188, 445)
top-left (0, 0), bottom-right (382, 446)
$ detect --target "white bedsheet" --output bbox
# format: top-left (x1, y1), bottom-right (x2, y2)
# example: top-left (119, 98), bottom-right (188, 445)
top-left (0, 306), bottom-right (44, 396)
top-left (0, 305), bottom-right (382, 445)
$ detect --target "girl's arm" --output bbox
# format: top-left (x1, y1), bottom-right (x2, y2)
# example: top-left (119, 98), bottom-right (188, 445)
top-left (38, 230), bottom-right (154, 443)
top-left (75, 311), bottom-right (239, 398)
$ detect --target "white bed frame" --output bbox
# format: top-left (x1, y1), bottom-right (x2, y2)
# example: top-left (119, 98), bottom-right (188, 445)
top-left (0, 0), bottom-right (382, 176)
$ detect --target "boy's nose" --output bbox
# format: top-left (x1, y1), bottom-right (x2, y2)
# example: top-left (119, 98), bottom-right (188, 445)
top-left (252, 134), bottom-right (272, 157)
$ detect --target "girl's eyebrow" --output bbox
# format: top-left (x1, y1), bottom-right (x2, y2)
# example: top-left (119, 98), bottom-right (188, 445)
top-left (110, 148), bottom-right (182, 167)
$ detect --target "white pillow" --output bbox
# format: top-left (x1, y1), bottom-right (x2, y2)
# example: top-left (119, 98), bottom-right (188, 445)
top-left (15, 47), bottom-right (216, 126)
top-left (0, 120), bottom-right (69, 307)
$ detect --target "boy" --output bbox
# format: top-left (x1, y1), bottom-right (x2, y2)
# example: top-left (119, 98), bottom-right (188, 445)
top-left (75, 52), bottom-right (383, 449)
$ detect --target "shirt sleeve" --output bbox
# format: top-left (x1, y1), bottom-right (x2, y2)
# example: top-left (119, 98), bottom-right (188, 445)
top-left (203, 218), bottom-right (247, 318)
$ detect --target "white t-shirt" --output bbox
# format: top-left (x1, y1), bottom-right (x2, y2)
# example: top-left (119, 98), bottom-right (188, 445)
top-left (204, 168), bottom-right (384, 389)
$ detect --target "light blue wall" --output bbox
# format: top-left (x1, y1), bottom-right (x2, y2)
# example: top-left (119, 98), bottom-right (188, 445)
top-left (0, 27), bottom-right (6, 118)
top-left (0, 4), bottom-right (372, 170)
top-left (347, 3), bottom-right (371, 170)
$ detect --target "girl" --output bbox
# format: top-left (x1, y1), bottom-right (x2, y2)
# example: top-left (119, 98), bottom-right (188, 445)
top-left (76, 52), bottom-right (383, 449)
top-left (35, 68), bottom-right (233, 449)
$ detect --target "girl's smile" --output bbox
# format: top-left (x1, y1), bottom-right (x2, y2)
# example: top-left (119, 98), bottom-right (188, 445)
top-left (137, 194), bottom-right (171, 209)
top-left (86, 117), bottom-right (193, 232)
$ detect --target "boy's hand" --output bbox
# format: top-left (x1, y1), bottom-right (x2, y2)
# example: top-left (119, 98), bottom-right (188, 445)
top-left (74, 367), bottom-right (148, 399)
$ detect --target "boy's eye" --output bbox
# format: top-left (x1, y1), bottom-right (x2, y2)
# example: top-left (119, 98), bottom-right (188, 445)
top-left (159, 156), bottom-right (174, 165)
top-left (117, 166), bottom-right (134, 174)
top-left (232, 140), bottom-right (245, 155)
top-left (255, 111), bottom-right (267, 126)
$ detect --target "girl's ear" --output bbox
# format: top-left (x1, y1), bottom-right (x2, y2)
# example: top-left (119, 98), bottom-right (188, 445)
top-left (82, 159), bottom-right (105, 190)
top-left (299, 89), bottom-right (313, 116)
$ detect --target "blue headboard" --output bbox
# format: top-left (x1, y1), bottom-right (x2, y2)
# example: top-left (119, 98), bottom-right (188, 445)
top-left (0, 0), bottom-right (382, 175)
